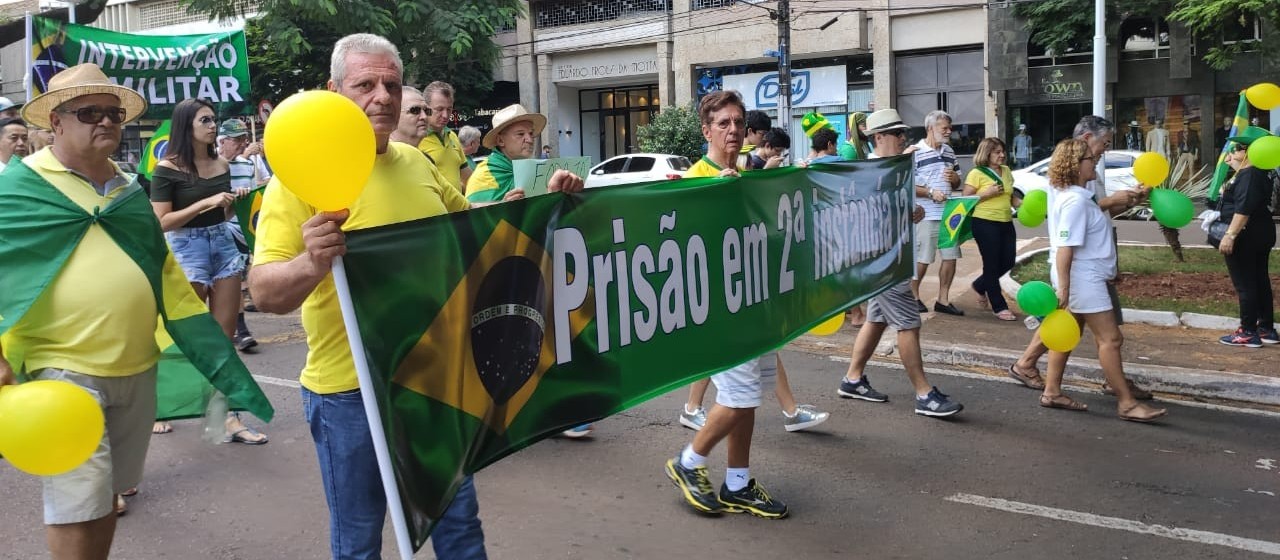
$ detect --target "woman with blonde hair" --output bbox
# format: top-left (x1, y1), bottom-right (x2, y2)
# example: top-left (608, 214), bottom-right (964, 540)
top-left (963, 137), bottom-right (1019, 321)
top-left (1039, 138), bottom-right (1166, 422)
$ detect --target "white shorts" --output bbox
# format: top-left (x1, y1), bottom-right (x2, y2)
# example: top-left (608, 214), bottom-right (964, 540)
top-left (914, 220), bottom-right (961, 264)
top-left (37, 367), bottom-right (156, 525)
top-left (711, 352), bottom-right (778, 409)
top-left (1051, 258), bottom-right (1117, 315)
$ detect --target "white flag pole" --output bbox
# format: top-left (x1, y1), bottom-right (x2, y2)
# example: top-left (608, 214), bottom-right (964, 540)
top-left (24, 12), bottom-right (33, 103)
top-left (330, 255), bottom-right (415, 560)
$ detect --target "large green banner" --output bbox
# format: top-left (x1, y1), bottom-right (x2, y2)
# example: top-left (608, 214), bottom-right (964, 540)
top-left (30, 17), bottom-right (251, 119)
top-left (340, 158), bottom-right (916, 548)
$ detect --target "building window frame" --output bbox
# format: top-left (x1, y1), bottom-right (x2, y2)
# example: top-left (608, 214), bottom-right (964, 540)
top-left (1119, 16), bottom-right (1171, 60)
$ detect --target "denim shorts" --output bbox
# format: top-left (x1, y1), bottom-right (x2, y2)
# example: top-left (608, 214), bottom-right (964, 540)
top-left (167, 223), bottom-right (245, 287)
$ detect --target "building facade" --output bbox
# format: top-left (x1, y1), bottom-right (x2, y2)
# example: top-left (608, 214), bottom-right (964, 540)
top-left (500, 0), bottom-right (994, 165)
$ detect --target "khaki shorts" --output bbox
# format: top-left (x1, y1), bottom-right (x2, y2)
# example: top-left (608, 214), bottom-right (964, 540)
top-left (37, 367), bottom-right (156, 525)
top-left (914, 220), bottom-right (962, 264)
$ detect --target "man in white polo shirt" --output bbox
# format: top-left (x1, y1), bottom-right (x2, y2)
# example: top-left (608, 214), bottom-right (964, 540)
top-left (911, 110), bottom-right (964, 316)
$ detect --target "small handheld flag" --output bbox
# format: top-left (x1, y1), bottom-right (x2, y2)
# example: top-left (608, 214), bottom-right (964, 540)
top-left (138, 120), bottom-right (171, 180)
top-left (939, 196), bottom-right (979, 249)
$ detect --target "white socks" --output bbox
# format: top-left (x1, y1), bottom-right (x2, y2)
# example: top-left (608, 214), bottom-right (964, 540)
top-left (679, 445), bottom-right (707, 470)
top-left (725, 467), bottom-right (750, 492)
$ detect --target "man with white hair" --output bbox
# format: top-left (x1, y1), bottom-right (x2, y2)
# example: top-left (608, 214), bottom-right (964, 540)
top-left (251, 33), bottom-right (584, 560)
top-left (457, 125), bottom-right (482, 176)
top-left (911, 110), bottom-right (964, 316)
top-left (391, 85), bottom-right (430, 147)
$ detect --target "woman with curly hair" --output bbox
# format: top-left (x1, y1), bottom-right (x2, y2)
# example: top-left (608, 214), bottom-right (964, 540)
top-left (1039, 138), bottom-right (1166, 422)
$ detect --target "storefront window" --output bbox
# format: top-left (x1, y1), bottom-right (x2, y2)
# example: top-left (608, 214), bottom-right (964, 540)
top-left (580, 85), bottom-right (660, 162)
top-left (1119, 17), bottom-right (1170, 60)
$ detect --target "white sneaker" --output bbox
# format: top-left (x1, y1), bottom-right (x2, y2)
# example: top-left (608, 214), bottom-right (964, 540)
top-left (679, 405), bottom-right (707, 431)
top-left (561, 424), bottom-right (593, 438)
top-left (783, 404), bottom-right (829, 432)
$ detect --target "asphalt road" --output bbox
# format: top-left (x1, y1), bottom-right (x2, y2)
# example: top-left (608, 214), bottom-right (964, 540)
top-left (3, 310), bottom-right (1279, 559)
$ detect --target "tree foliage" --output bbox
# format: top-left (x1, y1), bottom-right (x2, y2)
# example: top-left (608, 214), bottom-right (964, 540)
top-left (1169, 0), bottom-right (1280, 70)
top-left (182, 0), bottom-right (523, 111)
top-left (1013, 0), bottom-right (1275, 70)
top-left (637, 106), bottom-right (706, 163)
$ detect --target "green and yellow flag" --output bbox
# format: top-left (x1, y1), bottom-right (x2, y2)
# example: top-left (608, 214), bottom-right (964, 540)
top-left (232, 186), bottom-right (266, 251)
top-left (938, 195), bottom-right (979, 249)
top-left (0, 161), bottom-right (273, 423)
top-left (338, 158), bottom-right (915, 548)
top-left (1209, 92), bottom-right (1249, 201)
top-left (139, 120), bottom-right (170, 180)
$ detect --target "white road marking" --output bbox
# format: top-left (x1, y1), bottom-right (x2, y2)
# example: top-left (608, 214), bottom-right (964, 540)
top-left (1245, 489), bottom-right (1276, 497)
top-left (1258, 459), bottom-right (1278, 471)
top-left (825, 356), bottom-right (1280, 419)
top-left (253, 374), bottom-right (301, 389)
top-left (945, 493), bottom-right (1280, 556)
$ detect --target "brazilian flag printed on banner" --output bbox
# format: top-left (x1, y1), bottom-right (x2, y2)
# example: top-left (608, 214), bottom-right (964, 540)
top-left (139, 120), bottom-right (171, 180)
top-left (1209, 92), bottom-right (1249, 201)
top-left (938, 196), bottom-right (979, 249)
top-left (337, 159), bottom-right (916, 548)
top-left (232, 186), bottom-right (266, 251)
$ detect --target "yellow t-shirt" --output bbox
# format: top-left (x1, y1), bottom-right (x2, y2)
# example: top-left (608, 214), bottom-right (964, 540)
top-left (419, 128), bottom-right (467, 192)
top-left (4, 149), bottom-right (159, 376)
top-left (965, 165), bottom-right (1015, 222)
top-left (684, 155), bottom-right (736, 178)
top-left (253, 142), bottom-right (469, 394)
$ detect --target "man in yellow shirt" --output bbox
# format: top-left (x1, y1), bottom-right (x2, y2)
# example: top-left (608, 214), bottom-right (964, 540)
top-left (1, 63), bottom-right (270, 560)
top-left (250, 33), bottom-right (580, 559)
top-left (419, 80), bottom-right (471, 191)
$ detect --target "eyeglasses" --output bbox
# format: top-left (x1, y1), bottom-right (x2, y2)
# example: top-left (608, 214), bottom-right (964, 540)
top-left (197, 115), bottom-right (217, 126)
top-left (1230, 143), bottom-right (1248, 153)
top-left (59, 106), bottom-right (127, 125)
top-left (406, 106), bottom-right (432, 116)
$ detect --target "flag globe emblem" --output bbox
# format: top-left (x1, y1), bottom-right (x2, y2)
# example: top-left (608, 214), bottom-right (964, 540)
top-left (947, 211), bottom-right (964, 231)
top-left (470, 256), bottom-right (549, 406)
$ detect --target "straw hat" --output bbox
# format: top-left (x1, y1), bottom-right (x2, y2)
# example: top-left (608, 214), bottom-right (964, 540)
top-left (22, 63), bottom-right (146, 130)
top-left (483, 104), bottom-right (546, 149)
top-left (864, 109), bottom-right (910, 134)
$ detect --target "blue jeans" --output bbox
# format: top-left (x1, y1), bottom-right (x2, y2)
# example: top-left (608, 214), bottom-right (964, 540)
top-left (166, 224), bottom-right (245, 287)
top-left (302, 387), bottom-right (487, 560)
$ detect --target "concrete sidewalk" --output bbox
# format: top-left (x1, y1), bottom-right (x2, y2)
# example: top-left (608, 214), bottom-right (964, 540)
top-left (791, 236), bottom-right (1280, 407)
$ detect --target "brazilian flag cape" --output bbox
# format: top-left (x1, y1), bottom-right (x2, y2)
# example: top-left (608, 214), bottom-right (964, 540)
top-left (0, 159), bottom-right (273, 422)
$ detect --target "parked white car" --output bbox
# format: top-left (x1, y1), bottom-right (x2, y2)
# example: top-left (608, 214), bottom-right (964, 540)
top-left (585, 153), bottom-right (693, 188)
top-left (1010, 149), bottom-right (1143, 200)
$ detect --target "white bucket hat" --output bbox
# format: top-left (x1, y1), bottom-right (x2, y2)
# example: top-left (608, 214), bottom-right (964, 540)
top-left (864, 109), bottom-right (911, 134)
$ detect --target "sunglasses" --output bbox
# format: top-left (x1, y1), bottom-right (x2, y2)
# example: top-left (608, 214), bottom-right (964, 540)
top-left (197, 115), bottom-right (217, 125)
top-left (1231, 143), bottom-right (1248, 153)
top-left (59, 106), bottom-right (127, 125)
top-left (406, 105), bottom-right (432, 116)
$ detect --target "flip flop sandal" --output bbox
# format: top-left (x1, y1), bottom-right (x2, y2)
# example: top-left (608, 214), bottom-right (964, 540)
top-left (225, 427), bottom-right (269, 445)
top-left (995, 310), bottom-right (1017, 321)
top-left (1008, 364), bottom-right (1046, 390)
top-left (114, 495), bottom-right (127, 517)
top-left (1039, 394), bottom-right (1088, 411)
top-left (121, 487), bottom-right (138, 497)
top-left (1118, 403), bottom-right (1167, 423)
top-left (152, 422), bottom-right (173, 434)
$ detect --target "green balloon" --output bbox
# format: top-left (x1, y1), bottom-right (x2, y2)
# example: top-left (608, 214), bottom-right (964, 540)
top-left (1018, 190), bottom-right (1047, 227)
top-left (1149, 188), bottom-right (1194, 229)
top-left (1017, 280), bottom-right (1057, 316)
top-left (1248, 136), bottom-right (1280, 170)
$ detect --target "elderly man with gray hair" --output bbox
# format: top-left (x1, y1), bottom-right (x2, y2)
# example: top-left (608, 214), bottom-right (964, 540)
top-left (911, 109), bottom-right (964, 316)
top-left (249, 33), bottom-right (580, 559)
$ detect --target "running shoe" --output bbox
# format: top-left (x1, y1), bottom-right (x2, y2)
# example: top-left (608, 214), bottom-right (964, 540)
top-left (783, 404), bottom-right (829, 432)
top-left (665, 457), bottom-right (721, 513)
top-left (561, 424), bottom-right (593, 438)
top-left (837, 375), bottom-right (889, 402)
top-left (718, 479), bottom-right (788, 519)
top-left (1257, 327), bottom-right (1279, 345)
top-left (1220, 328), bottom-right (1263, 348)
top-left (915, 387), bottom-right (964, 417)
top-left (679, 405), bottom-right (707, 431)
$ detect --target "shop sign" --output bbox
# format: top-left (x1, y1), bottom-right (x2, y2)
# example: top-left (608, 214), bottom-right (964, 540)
top-left (1010, 65), bottom-right (1093, 105)
top-left (552, 45), bottom-right (658, 83)
top-left (721, 65), bottom-right (847, 111)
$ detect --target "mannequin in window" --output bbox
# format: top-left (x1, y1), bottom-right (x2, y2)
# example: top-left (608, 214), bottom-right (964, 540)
top-left (1013, 123), bottom-right (1032, 168)
top-left (1125, 120), bottom-right (1143, 151)
top-left (1175, 121), bottom-right (1199, 185)
top-left (1146, 118), bottom-right (1170, 161)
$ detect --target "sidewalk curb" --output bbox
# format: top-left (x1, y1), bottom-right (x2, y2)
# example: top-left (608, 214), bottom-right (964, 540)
top-left (999, 245), bottom-right (1240, 330)
top-left (920, 343), bottom-right (1280, 406)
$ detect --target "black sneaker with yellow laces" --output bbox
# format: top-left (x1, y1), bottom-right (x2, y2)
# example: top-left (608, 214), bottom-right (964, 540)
top-left (718, 479), bottom-right (789, 519)
top-left (665, 457), bottom-right (722, 514)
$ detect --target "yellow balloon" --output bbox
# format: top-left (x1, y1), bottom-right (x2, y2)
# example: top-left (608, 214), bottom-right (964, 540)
top-left (1132, 152), bottom-right (1170, 186)
top-left (808, 313), bottom-right (845, 336)
top-left (1040, 309), bottom-right (1082, 352)
top-left (264, 90), bottom-right (377, 211)
top-left (0, 381), bottom-right (104, 476)
top-left (1245, 83), bottom-right (1280, 111)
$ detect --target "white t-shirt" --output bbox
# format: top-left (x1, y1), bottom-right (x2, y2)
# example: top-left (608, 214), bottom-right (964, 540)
top-left (1048, 185), bottom-right (1116, 266)
top-left (912, 140), bottom-right (956, 221)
